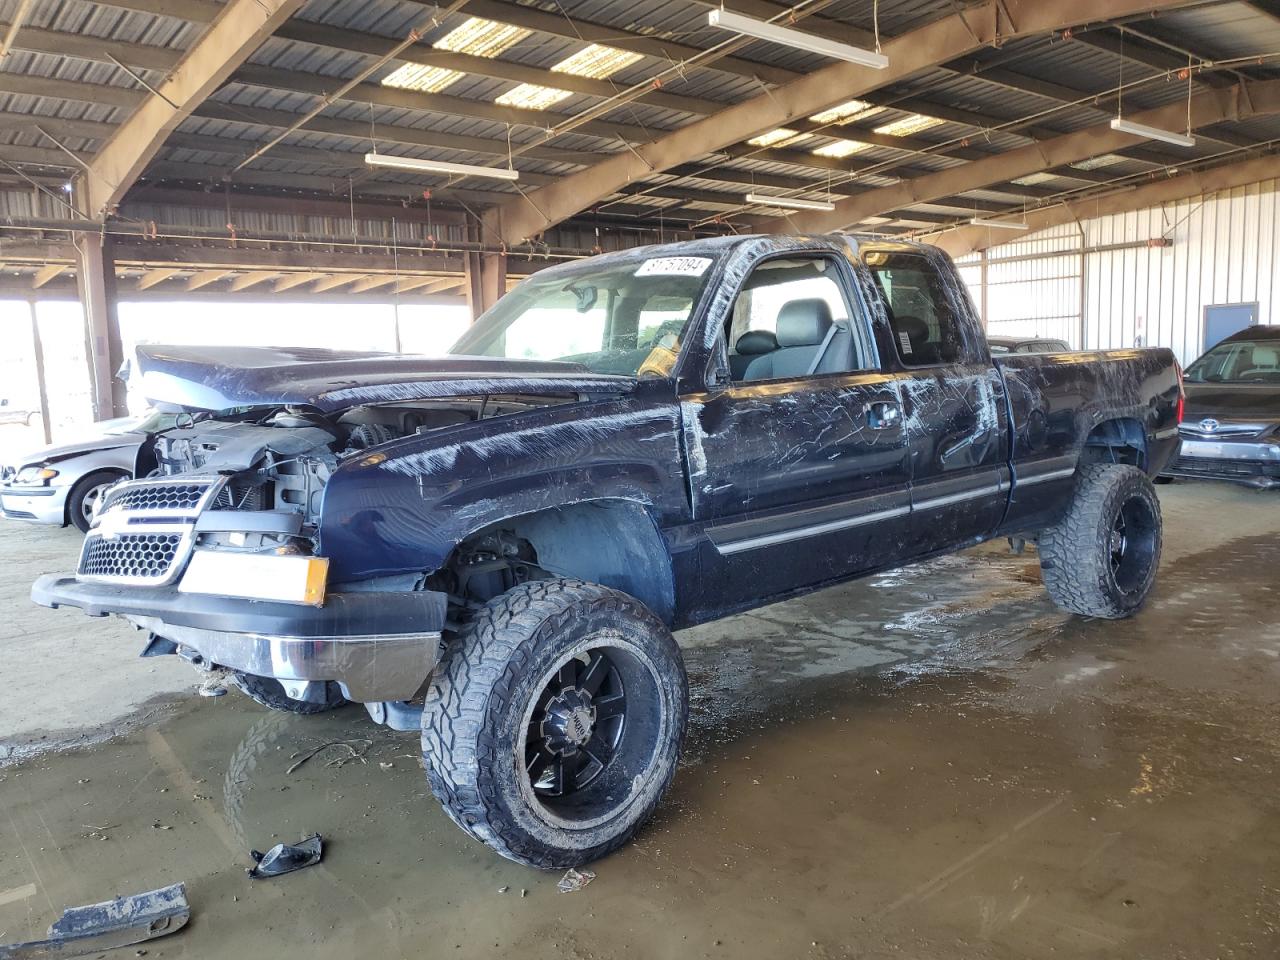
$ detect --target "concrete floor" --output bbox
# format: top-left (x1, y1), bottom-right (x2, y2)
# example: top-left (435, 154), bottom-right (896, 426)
top-left (2, 480), bottom-right (1279, 958)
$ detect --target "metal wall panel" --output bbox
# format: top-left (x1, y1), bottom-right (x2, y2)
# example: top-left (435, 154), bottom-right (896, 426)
top-left (959, 179), bottom-right (1279, 364)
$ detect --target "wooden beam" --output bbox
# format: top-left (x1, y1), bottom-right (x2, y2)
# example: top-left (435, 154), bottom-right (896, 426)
top-left (227, 271), bottom-right (278, 292)
top-left (81, 0), bottom-right (306, 217)
top-left (31, 263), bottom-right (66, 289)
top-left (185, 269), bottom-right (230, 290)
top-left (136, 268), bottom-right (181, 290)
top-left (310, 274), bottom-right (368, 293)
top-left (481, 0), bottom-right (1210, 246)
top-left (348, 275), bottom-right (399, 293)
top-left (273, 272), bottom-right (325, 292)
top-left (769, 79), bottom-right (1280, 233)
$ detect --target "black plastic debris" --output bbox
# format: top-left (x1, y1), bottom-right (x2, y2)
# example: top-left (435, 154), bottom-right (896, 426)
top-left (246, 834), bottom-right (323, 879)
top-left (0, 882), bottom-right (189, 959)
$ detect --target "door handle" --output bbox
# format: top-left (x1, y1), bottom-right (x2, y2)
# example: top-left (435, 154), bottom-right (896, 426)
top-left (865, 401), bottom-right (902, 429)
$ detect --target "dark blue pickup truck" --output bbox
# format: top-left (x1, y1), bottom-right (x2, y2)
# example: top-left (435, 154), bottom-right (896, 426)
top-left (33, 234), bottom-right (1182, 868)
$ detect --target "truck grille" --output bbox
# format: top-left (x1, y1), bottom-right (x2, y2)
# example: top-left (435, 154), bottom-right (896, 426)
top-left (77, 476), bottom-right (225, 586)
top-left (80, 533), bottom-right (185, 580)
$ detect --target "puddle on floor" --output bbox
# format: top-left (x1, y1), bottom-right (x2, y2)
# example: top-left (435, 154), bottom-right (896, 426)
top-left (2, 538), bottom-right (1280, 959)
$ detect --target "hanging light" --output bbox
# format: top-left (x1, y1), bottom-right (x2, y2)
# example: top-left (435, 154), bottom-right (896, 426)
top-left (745, 192), bottom-right (836, 212)
top-left (365, 153), bottom-right (519, 181)
top-left (1109, 117), bottom-right (1195, 148)
top-left (969, 217), bottom-right (1029, 230)
top-left (707, 9), bottom-right (888, 69)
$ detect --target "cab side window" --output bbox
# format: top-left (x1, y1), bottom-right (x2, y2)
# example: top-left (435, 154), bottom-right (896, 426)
top-left (724, 257), bottom-right (873, 382)
top-left (862, 250), bottom-right (979, 367)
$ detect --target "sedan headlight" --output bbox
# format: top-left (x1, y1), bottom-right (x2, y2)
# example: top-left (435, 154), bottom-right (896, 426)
top-left (13, 465), bottom-right (58, 485)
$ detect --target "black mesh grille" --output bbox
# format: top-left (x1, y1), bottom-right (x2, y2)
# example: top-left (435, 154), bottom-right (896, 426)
top-left (79, 533), bottom-right (183, 580)
top-left (104, 483), bottom-right (209, 513)
top-left (1172, 457), bottom-right (1270, 478)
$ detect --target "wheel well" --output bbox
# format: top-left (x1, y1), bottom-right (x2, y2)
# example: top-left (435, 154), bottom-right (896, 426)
top-left (440, 500), bottom-right (676, 624)
top-left (64, 468), bottom-right (128, 522)
top-left (1080, 418), bottom-right (1147, 470)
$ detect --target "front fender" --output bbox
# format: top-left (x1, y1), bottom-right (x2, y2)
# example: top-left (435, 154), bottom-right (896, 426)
top-left (318, 396), bottom-right (688, 583)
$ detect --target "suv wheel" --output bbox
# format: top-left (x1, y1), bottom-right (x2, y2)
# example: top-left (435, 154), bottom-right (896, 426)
top-left (422, 578), bottom-right (687, 869)
top-left (1038, 463), bottom-right (1162, 618)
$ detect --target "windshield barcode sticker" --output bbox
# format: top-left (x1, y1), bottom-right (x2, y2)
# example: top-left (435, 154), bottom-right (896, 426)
top-left (635, 257), bottom-right (712, 277)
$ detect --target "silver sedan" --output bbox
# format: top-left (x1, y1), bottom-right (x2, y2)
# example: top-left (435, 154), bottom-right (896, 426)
top-left (0, 411), bottom-right (176, 532)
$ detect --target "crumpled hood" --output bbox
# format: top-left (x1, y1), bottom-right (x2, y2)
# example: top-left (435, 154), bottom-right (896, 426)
top-left (1183, 381), bottom-right (1280, 421)
top-left (133, 345), bottom-right (637, 413)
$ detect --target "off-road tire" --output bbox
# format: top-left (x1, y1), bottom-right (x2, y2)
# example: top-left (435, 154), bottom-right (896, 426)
top-left (1039, 463), bottom-right (1162, 619)
top-left (422, 578), bottom-right (687, 869)
top-left (67, 469), bottom-right (125, 533)
top-left (231, 672), bottom-right (349, 714)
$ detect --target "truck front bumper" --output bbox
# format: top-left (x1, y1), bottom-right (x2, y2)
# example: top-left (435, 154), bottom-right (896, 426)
top-left (32, 574), bottom-right (447, 703)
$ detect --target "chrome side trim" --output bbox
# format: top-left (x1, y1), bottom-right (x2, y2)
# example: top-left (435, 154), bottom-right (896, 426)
top-left (715, 504), bottom-right (910, 556)
top-left (1015, 466), bottom-right (1077, 487)
top-left (912, 483), bottom-right (1004, 510)
top-left (1154, 426), bottom-right (1180, 439)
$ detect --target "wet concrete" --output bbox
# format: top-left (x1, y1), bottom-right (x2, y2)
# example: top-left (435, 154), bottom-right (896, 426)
top-left (3, 481), bottom-right (1280, 958)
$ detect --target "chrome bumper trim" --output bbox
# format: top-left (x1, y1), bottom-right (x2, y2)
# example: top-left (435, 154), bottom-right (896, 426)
top-left (126, 616), bottom-right (440, 702)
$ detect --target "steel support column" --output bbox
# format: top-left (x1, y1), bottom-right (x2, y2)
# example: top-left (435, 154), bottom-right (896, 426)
top-left (27, 298), bottom-right (51, 444)
top-left (74, 235), bottom-right (127, 421)
top-left (465, 252), bottom-right (507, 320)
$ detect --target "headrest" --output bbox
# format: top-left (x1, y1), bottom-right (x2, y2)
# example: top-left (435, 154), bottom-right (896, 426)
top-left (894, 314), bottom-right (928, 344)
top-left (735, 330), bottom-right (779, 355)
top-left (1253, 346), bottom-right (1278, 367)
top-left (776, 299), bottom-right (834, 347)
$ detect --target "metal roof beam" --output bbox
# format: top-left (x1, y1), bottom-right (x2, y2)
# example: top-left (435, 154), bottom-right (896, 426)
top-left (481, 0), bottom-right (1210, 246)
top-left (761, 79), bottom-right (1280, 233)
top-left (81, 0), bottom-right (306, 218)
top-left (930, 151), bottom-right (1280, 256)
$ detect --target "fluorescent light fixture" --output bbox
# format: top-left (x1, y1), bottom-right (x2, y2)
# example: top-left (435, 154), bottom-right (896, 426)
top-left (365, 152), bottom-right (519, 181)
top-left (809, 99), bottom-right (881, 125)
top-left (969, 217), bottom-right (1029, 230)
top-left (812, 139), bottom-right (870, 158)
top-left (1110, 117), bottom-right (1195, 148)
top-left (553, 43), bottom-right (642, 79)
top-left (874, 113), bottom-right (944, 137)
top-left (434, 17), bottom-right (530, 57)
top-left (1011, 172), bottom-right (1058, 186)
top-left (496, 83), bottom-right (571, 110)
top-left (1071, 153), bottom-right (1125, 171)
top-left (747, 127), bottom-right (811, 148)
top-left (382, 63), bottom-right (465, 93)
top-left (746, 192), bottom-right (836, 212)
top-left (707, 9), bottom-right (888, 69)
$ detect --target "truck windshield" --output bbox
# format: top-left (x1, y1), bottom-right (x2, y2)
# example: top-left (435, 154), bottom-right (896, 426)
top-left (1186, 340), bottom-right (1280, 383)
top-left (448, 254), bottom-right (717, 377)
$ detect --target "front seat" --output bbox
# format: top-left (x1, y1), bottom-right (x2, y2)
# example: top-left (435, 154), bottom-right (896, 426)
top-left (743, 299), bottom-right (853, 380)
top-left (730, 330), bottom-right (779, 380)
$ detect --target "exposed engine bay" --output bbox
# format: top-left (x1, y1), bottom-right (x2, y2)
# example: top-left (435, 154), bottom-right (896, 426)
top-left (135, 396), bottom-right (568, 561)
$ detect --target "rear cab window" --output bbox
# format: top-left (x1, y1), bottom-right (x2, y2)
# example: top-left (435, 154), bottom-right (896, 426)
top-left (861, 249), bottom-right (982, 367)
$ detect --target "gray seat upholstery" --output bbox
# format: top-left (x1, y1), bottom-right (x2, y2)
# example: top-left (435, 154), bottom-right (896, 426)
top-left (743, 299), bottom-right (853, 380)
top-left (730, 330), bottom-right (779, 381)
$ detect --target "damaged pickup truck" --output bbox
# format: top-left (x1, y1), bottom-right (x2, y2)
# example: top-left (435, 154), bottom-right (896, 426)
top-left (33, 234), bottom-right (1183, 868)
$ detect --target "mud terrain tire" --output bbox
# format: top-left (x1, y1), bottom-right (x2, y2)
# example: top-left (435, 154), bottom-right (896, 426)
top-left (232, 672), bottom-right (348, 714)
top-left (422, 578), bottom-right (687, 869)
top-left (1039, 463), bottom-right (1162, 619)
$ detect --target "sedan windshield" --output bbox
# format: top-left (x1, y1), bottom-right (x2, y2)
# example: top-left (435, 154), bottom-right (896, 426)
top-left (449, 254), bottom-right (717, 377)
top-left (1186, 340), bottom-right (1280, 383)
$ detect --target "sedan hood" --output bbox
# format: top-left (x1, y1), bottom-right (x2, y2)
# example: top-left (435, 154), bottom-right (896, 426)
top-left (134, 345), bottom-right (636, 413)
top-left (1183, 381), bottom-right (1280, 421)
top-left (8, 433), bottom-right (140, 471)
